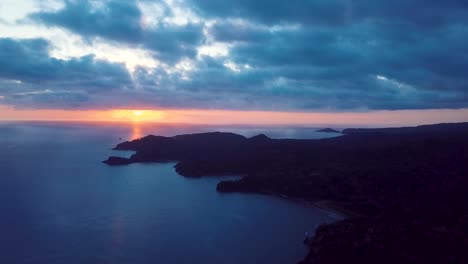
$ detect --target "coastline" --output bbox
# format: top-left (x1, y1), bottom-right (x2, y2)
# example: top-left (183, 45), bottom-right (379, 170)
top-left (103, 124), bottom-right (468, 264)
top-left (312, 200), bottom-right (360, 219)
top-left (265, 193), bottom-right (350, 220)
top-left (250, 191), bottom-right (350, 220)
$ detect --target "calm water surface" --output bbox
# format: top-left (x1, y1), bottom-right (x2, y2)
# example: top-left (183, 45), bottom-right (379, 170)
top-left (0, 122), bottom-right (342, 264)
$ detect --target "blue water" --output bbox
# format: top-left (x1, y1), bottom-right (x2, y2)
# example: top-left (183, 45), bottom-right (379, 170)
top-left (0, 122), bottom-right (341, 264)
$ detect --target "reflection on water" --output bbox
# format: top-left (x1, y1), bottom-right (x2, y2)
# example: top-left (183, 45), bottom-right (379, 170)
top-left (131, 124), bottom-right (143, 140)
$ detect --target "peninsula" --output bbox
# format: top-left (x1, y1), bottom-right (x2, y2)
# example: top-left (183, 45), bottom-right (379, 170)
top-left (104, 123), bottom-right (468, 263)
top-left (316, 128), bottom-right (340, 133)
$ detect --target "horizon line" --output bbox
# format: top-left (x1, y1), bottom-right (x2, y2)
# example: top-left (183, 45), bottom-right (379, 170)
top-left (1, 106), bottom-right (468, 127)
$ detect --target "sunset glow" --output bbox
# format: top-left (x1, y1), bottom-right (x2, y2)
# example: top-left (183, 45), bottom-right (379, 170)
top-left (108, 110), bottom-right (164, 122)
top-left (1, 1), bottom-right (468, 263)
top-left (1, 105), bottom-right (467, 127)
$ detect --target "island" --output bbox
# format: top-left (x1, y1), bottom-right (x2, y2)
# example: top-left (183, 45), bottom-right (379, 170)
top-left (104, 123), bottom-right (468, 264)
top-left (316, 128), bottom-right (340, 133)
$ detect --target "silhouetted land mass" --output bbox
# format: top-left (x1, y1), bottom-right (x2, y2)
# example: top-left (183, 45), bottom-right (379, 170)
top-left (103, 156), bottom-right (132, 165)
top-left (104, 123), bottom-right (468, 263)
top-left (316, 128), bottom-right (340, 133)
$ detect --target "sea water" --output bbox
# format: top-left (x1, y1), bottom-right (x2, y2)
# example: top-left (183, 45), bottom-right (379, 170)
top-left (0, 122), bottom-right (342, 264)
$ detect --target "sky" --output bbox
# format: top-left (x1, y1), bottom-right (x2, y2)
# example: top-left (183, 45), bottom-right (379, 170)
top-left (0, 0), bottom-right (468, 125)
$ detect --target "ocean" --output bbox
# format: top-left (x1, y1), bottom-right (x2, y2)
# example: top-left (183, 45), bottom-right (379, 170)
top-left (0, 122), bottom-right (342, 264)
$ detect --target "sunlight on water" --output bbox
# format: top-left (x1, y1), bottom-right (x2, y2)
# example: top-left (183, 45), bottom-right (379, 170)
top-left (131, 124), bottom-right (143, 140)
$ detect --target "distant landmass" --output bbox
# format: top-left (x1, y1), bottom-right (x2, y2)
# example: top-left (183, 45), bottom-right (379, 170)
top-left (316, 128), bottom-right (340, 133)
top-left (104, 122), bottom-right (468, 264)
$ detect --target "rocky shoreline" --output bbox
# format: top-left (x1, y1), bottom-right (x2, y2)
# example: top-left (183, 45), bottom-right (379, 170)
top-left (104, 123), bottom-right (468, 263)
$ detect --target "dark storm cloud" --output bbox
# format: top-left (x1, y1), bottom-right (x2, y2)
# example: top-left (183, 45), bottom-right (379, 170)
top-left (188, 0), bottom-right (468, 28)
top-left (188, 0), bottom-right (351, 26)
top-left (209, 22), bottom-right (272, 43)
top-left (230, 30), bottom-right (359, 67)
top-left (203, 7), bottom-right (468, 110)
top-left (3, 0), bottom-right (468, 110)
top-left (30, 0), bottom-right (204, 63)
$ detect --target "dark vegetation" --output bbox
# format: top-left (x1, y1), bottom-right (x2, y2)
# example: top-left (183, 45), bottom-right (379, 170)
top-left (104, 123), bottom-right (468, 263)
top-left (316, 128), bottom-right (340, 133)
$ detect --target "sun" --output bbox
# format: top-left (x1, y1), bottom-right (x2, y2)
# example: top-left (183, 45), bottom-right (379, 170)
top-left (133, 110), bottom-right (144, 116)
top-left (109, 109), bottom-right (164, 122)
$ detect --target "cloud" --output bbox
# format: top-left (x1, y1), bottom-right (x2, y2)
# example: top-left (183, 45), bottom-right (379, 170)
top-left (30, 0), bottom-right (205, 63)
top-left (0, 0), bottom-right (467, 111)
top-left (3, 89), bottom-right (89, 108)
top-left (0, 38), bottom-right (132, 87)
top-left (202, 14), bottom-right (468, 109)
top-left (188, 0), bottom-right (468, 28)
top-left (0, 37), bottom-right (132, 107)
